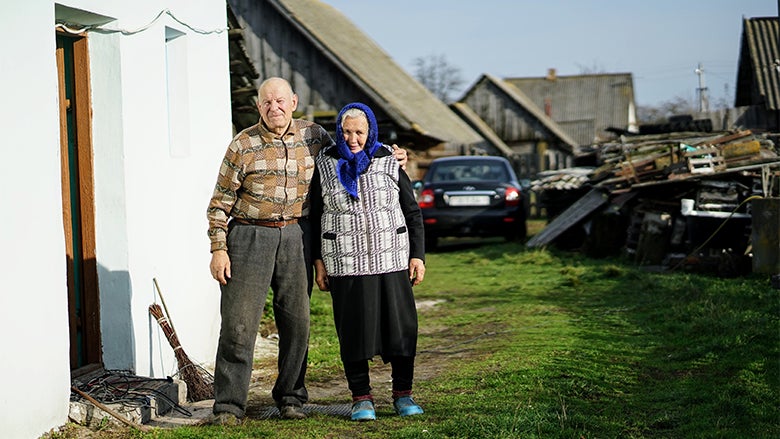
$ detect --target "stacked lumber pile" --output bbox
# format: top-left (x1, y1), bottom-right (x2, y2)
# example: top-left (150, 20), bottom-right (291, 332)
top-left (592, 130), bottom-right (778, 190)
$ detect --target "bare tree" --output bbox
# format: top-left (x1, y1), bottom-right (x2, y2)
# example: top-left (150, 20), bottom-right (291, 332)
top-left (637, 95), bottom-right (698, 124)
top-left (576, 61), bottom-right (606, 74)
top-left (412, 53), bottom-right (464, 103)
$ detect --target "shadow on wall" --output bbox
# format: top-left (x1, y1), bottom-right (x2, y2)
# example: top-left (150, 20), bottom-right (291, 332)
top-left (97, 263), bottom-right (135, 372)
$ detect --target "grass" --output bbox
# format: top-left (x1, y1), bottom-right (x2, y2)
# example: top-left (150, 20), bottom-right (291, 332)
top-left (49, 221), bottom-right (779, 438)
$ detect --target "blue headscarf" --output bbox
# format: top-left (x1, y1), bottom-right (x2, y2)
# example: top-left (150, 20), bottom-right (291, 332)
top-left (335, 102), bottom-right (383, 198)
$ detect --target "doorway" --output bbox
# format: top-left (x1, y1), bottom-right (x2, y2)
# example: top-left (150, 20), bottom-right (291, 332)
top-left (56, 32), bottom-right (102, 374)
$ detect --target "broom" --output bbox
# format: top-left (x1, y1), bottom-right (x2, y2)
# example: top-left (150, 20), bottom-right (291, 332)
top-left (149, 281), bottom-right (214, 402)
top-left (149, 303), bottom-right (213, 401)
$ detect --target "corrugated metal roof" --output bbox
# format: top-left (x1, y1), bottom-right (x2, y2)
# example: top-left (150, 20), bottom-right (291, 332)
top-left (270, 0), bottom-right (485, 147)
top-left (504, 72), bottom-right (636, 146)
top-left (735, 16), bottom-right (780, 110)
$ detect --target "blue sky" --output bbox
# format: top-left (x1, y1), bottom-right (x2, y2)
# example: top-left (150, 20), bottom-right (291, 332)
top-left (321, 0), bottom-right (778, 108)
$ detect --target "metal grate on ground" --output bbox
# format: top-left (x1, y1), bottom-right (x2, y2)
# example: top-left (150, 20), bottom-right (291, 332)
top-left (249, 403), bottom-right (352, 419)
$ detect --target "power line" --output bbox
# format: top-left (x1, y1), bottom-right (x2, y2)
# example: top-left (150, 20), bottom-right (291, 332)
top-left (55, 9), bottom-right (227, 36)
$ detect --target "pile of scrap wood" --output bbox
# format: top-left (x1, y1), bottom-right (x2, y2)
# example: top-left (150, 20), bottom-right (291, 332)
top-left (592, 129), bottom-right (777, 190)
top-left (527, 129), bottom-right (780, 274)
top-left (529, 129), bottom-right (777, 215)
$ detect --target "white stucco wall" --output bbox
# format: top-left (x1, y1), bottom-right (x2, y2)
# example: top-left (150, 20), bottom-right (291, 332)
top-left (0, 1), bottom-right (231, 437)
top-left (0, 2), bottom-right (72, 438)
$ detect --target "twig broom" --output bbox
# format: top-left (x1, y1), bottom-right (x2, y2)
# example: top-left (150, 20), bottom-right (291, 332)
top-left (149, 279), bottom-right (214, 402)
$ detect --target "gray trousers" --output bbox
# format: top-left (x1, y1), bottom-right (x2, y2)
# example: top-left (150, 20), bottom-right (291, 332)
top-left (212, 222), bottom-right (310, 417)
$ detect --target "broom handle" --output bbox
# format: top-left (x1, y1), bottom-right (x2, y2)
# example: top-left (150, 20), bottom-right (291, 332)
top-left (71, 386), bottom-right (152, 432)
top-left (153, 278), bottom-right (175, 333)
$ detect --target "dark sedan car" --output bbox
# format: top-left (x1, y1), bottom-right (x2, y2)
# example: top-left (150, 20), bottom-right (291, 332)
top-left (416, 155), bottom-right (528, 250)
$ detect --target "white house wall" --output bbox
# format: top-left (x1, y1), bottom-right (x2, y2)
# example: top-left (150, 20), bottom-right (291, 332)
top-left (0, 1), bottom-right (231, 437)
top-left (0, 2), bottom-right (72, 438)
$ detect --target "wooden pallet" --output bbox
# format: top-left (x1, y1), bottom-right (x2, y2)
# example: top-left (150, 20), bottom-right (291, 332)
top-left (685, 147), bottom-right (726, 174)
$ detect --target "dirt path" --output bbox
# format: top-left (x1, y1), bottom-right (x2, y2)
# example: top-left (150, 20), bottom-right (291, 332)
top-left (245, 299), bottom-right (451, 413)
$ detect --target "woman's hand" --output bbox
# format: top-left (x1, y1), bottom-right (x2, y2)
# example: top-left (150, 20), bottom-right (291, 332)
top-left (392, 144), bottom-right (408, 170)
top-left (314, 259), bottom-right (330, 291)
top-left (409, 258), bottom-right (425, 286)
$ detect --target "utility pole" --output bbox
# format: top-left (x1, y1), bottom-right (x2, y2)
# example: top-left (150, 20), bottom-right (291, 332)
top-left (695, 62), bottom-right (710, 113)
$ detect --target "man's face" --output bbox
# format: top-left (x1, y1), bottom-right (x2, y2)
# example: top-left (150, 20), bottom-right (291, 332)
top-left (257, 80), bottom-right (298, 135)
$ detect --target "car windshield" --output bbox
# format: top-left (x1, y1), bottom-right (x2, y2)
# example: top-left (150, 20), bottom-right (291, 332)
top-left (429, 162), bottom-right (508, 183)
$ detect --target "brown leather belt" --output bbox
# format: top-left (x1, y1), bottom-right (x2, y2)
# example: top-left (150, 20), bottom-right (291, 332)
top-left (234, 217), bottom-right (299, 228)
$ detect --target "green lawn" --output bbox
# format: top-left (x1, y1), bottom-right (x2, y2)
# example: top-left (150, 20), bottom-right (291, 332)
top-left (53, 229), bottom-right (780, 438)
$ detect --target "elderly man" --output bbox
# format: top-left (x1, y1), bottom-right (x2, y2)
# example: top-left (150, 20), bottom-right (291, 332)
top-left (206, 77), bottom-right (405, 424)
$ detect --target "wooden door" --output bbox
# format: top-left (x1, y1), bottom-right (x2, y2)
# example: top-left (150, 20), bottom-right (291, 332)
top-left (56, 32), bottom-right (101, 373)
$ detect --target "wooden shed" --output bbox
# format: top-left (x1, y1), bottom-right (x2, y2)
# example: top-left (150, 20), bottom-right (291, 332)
top-left (505, 69), bottom-right (638, 146)
top-left (734, 16), bottom-right (780, 132)
top-left (227, 0), bottom-right (494, 177)
top-left (458, 73), bottom-right (580, 178)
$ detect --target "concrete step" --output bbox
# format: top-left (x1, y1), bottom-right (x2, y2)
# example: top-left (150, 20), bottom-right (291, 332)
top-left (70, 370), bottom-right (186, 428)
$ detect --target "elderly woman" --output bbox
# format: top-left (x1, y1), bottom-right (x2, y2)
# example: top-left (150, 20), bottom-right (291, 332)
top-left (310, 102), bottom-right (426, 421)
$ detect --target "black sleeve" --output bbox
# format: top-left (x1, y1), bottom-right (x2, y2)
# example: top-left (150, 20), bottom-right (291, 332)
top-left (309, 167), bottom-right (323, 261)
top-left (399, 168), bottom-right (425, 262)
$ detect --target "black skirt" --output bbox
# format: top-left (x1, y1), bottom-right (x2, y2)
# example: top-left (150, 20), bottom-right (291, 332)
top-left (328, 270), bottom-right (418, 362)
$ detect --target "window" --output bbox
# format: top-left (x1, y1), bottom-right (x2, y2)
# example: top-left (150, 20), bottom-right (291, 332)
top-left (165, 27), bottom-right (190, 157)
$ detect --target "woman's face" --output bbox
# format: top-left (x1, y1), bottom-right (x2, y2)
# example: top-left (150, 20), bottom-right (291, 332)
top-left (342, 115), bottom-right (369, 153)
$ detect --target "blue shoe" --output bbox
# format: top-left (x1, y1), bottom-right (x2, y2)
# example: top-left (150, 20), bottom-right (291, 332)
top-left (351, 399), bottom-right (376, 421)
top-left (393, 396), bottom-right (424, 416)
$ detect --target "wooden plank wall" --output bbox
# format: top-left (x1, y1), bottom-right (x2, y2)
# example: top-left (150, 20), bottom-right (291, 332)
top-left (462, 79), bottom-right (574, 177)
top-left (231, 0), bottom-right (376, 119)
